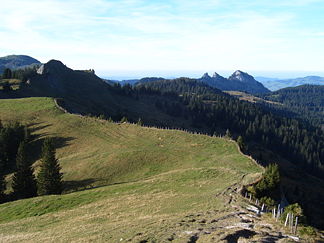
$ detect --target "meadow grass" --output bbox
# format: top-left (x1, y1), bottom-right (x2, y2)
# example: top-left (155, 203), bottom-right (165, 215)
top-left (0, 97), bottom-right (262, 242)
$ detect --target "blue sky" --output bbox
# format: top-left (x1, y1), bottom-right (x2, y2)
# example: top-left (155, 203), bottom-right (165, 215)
top-left (1, 0), bottom-right (324, 78)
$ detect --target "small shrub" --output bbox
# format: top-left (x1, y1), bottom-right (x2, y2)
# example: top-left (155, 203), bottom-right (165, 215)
top-left (259, 196), bottom-right (275, 207)
top-left (254, 163), bottom-right (280, 198)
top-left (137, 118), bottom-right (143, 126)
top-left (120, 116), bottom-right (128, 123)
top-left (299, 226), bottom-right (316, 237)
top-left (98, 114), bottom-right (105, 120)
top-left (280, 203), bottom-right (306, 224)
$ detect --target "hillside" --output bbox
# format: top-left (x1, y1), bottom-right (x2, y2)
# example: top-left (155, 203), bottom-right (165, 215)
top-left (0, 97), bottom-right (268, 242)
top-left (0, 55), bottom-right (40, 73)
top-left (1, 61), bottom-right (324, 229)
top-left (2, 61), bottom-right (323, 183)
top-left (199, 71), bottom-right (270, 94)
top-left (0, 97), bottom-right (260, 190)
top-left (224, 91), bottom-right (281, 105)
top-left (262, 85), bottom-right (324, 127)
top-left (1, 60), bottom-right (197, 130)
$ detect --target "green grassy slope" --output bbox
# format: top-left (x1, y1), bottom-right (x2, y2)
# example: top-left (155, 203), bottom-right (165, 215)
top-left (0, 97), bottom-right (262, 242)
top-left (0, 97), bottom-right (260, 190)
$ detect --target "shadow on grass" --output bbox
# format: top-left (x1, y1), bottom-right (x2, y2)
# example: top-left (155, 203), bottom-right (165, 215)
top-left (26, 122), bottom-right (75, 165)
top-left (64, 179), bottom-right (141, 193)
top-left (27, 122), bottom-right (52, 135)
top-left (64, 179), bottom-right (97, 192)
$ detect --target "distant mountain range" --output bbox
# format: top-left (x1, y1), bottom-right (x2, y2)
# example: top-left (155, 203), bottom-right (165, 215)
top-left (0, 55), bottom-right (41, 73)
top-left (2, 54), bottom-right (323, 95)
top-left (199, 70), bottom-right (270, 94)
top-left (255, 76), bottom-right (324, 91)
top-left (109, 70), bottom-right (270, 94)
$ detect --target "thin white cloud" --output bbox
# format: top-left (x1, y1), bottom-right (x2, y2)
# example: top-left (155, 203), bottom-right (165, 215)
top-left (0, 0), bottom-right (323, 72)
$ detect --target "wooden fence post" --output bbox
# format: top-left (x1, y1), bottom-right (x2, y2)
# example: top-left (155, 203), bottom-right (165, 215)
top-left (277, 204), bottom-right (281, 219)
top-left (284, 213), bottom-right (289, 227)
top-left (294, 217), bottom-right (298, 234)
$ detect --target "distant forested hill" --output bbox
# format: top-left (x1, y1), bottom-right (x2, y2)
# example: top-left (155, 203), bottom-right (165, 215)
top-left (0, 55), bottom-right (40, 73)
top-left (262, 85), bottom-right (324, 127)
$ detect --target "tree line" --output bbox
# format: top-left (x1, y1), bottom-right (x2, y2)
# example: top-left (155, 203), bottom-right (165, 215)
top-left (1, 67), bottom-right (38, 81)
top-left (109, 78), bottom-right (324, 179)
top-left (0, 121), bottom-right (62, 203)
top-left (260, 85), bottom-right (324, 127)
top-left (0, 67), bottom-right (38, 92)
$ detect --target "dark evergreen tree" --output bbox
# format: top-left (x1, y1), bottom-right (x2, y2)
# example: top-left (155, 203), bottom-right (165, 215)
top-left (0, 146), bottom-right (5, 173)
top-left (254, 163), bottom-right (280, 199)
top-left (237, 136), bottom-right (246, 152)
top-left (12, 141), bottom-right (37, 199)
top-left (0, 122), bottom-right (26, 170)
top-left (2, 68), bottom-right (12, 79)
top-left (37, 138), bottom-right (63, 195)
top-left (0, 173), bottom-right (5, 203)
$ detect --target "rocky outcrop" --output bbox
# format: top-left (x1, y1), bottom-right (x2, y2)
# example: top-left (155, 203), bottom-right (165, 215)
top-left (199, 70), bottom-right (270, 94)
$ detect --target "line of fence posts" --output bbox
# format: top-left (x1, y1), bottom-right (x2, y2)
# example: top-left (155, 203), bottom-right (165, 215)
top-left (243, 192), bottom-right (298, 234)
top-left (276, 210), bottom-right (299, 234)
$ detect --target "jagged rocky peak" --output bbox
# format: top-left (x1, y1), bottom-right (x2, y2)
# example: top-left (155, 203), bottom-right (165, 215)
top-left (201, 72), bottom-right (212, 79)
top-left (212, 72), bottom-right (226, 80)
top-left (37, 60), bottom-right (68, 75)
top-left (212, 72), bottom-right (220, 78)
top-left (229, 70), bottom-right (256, 83)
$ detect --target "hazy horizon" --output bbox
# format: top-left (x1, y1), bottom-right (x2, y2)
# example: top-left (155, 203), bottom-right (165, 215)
top-left (97, 70), bottom-right (324, 81)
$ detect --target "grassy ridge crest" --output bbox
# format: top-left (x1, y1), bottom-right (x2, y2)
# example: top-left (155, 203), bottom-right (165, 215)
top-left (0, 97), bottom-right (262, 242)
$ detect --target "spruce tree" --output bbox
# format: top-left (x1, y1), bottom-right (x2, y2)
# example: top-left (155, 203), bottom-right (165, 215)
top-left (2, 68), bottom-right (12, 79)
top-left (37, 138), bottom-right (63, 195)
top-left (237, 135), bottom-right (246, 152)
top-left (0, 173), bottom-right (5, 203)
top-left (12, 141), bottom-right (37, 199)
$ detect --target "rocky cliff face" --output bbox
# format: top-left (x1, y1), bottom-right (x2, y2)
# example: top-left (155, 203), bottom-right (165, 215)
top-left (18, 59), bottom-right (116, 114)
top-left (229, 70), bottom-right (257, 83)
top-left (200, 70), bottom-right (270, 94)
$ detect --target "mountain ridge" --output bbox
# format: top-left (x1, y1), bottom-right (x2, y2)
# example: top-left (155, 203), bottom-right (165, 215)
top-left (1, 58), bottom-right (324, 230)
top-left (199, 70), bottom-right (270, 94)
